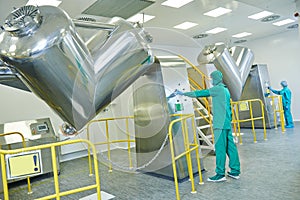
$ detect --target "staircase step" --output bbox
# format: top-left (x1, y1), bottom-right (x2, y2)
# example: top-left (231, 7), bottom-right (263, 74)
top-left (197, 124), bottom-right (211, 129)
top-left (199, 134), bottom-right (212, 140)
top-left (195, 116), bottom-right (209, 120)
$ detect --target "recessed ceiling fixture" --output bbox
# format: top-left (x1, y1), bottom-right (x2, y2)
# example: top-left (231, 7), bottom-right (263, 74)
top-left (127, 14), bottom-right (155, 23)
top-left (192, 33), bottom-right (208, 39)
top-left (287, 23), bottom-right (299, 29)
top-left (261, 15), bottom-right (280, 22)
top-left (205, 27), bottom-right (227, 34)
top-left (174, 22), bottom-right (198, 30)
top-left (273, 19), bottom-right (295, 26)
top-left (161, 0), bottom-right (194, 8)
top-left (232, 32), bottom-right (252, 38)
top-left (204, 7), bottom-right (232, 18)
top-left (234, 39), bottom-right (247, 44)
top-left (248, 11), bottom-right (273, 20)
top-left (26, 0), bottom-right (62, 7)
top-left (215, 42), bottom-right (224, 45)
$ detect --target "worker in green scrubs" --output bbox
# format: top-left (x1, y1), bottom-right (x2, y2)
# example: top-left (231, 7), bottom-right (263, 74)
top-left (176, 70), bottom-right (240, 182)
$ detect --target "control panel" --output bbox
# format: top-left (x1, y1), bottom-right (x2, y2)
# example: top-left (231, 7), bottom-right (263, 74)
top-left (30, 122), bottom-right (50, 135)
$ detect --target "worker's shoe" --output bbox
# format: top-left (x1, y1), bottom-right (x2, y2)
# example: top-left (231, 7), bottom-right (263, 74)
top-left (285, 125), bottom-right (294, 128)
top-left (227, 172), bottom-right (240, 180)
top-left (207, 174), bottom-right (226, 182)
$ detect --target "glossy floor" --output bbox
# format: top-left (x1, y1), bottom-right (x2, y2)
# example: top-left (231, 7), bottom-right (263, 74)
top-left (1, 123), bottom-right (299, 200)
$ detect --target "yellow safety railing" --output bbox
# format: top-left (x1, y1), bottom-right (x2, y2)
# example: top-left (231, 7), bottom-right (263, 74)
top-left (178, 55), bottom-right (209, 89)
top-left (0, 138), bottom-right (101, 200)
top-left (86, 114), bottom-right (203, 200)
top-left (178, 55), bottom-right (214, 143)
top-left (86, 116), bottom-right (135, 173)
top-left (267, 95), bottom-right (285, 133)
top-left (0, 132), bottom-right (32, 194)
top-left (169, 113), bottom-right (203, 200)
top-left (231, 99), bottom-right (267, 144)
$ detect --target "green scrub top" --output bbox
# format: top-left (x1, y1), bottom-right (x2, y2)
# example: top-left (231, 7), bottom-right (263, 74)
top-left (270, 87), bottom-right (291, 108)
top-left (183, 83), bottom-right (232, 129)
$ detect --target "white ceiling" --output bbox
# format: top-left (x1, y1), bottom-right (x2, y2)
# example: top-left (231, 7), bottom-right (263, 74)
top-left (0, 0), bottom-right (299, 48)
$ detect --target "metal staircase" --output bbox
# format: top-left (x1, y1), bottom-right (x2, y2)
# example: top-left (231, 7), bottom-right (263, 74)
top-left (178, 55), bottom-right (215, 151)
top-left (193, 99), bottom-right (214, 151)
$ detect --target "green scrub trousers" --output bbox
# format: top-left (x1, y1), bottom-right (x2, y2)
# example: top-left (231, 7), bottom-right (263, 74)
top-left (214, 129), bottom-right (240, 175)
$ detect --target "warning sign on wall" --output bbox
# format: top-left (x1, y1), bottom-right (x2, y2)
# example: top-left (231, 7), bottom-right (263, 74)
top-left (5, 150), bottom-right (43, 180)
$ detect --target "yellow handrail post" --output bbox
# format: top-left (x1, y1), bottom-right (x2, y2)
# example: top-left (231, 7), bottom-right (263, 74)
top-left (1, 153), bottom-right (9, 200)
top-left (191, 115), bottom-right (203, 185)
top-left (105, 120), bottom-right (112, 172)
top-left (271, 97), bottom-right (278, 129)
top-left (126, 118), bottom-right (133, 169)
top-left (235, 103), bottom-right (243, 144)
top-left (268, 95), bottom-right (285, 133)
top-left (259, 100), bottom-right (267, 140)
top-left (90, 142), bottom-right (101, 200)
top-left (278, 95), bottom-right (285, 133)
top-left (51, 146), bottom-right (60, 200)
top-left (183, 119), bottom-right (196, 194)
top-left (249, 102), bottom-right (257, 143)
top-left (86, 123), bottom-right (93, 176)
top-left (168, 120), bottom-right (180, 200)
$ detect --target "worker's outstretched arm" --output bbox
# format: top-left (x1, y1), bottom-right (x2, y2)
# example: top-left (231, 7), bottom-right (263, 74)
top-left (181, 90), bottom-right (210, 98)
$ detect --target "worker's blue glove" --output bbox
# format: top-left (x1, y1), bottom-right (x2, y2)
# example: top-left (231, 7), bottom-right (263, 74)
top-left (264, 92), bottom-right (270, 97)
top-left (175, 89), bottom-right (184, 96)
top-left (167, 92), bottom-right (176, 99)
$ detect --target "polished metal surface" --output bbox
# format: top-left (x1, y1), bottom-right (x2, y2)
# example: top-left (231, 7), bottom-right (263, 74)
top-left (1, 5), bottom-right (42, 37)
top-left (0, 61), bottom-right (30, 91)
top-left (0, 5), bottom-right (153, 135)
top-left (239, 64), bottom-right (276, 128)
top-left (197, 44), bottom-right (254, 101)
top-left (230, 46), bottom-right (254, 84)
top-left (133, 56), bottom-right (201, 179)
top-left (72, 19), bottom-right (116, 31)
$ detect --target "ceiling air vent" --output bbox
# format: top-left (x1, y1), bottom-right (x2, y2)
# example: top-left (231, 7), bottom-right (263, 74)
top-left (261, 15), bottom-right (280, 22)
top-left (82, 0), bottom-right (155, 19)
top-left (193, 33), bottom-right (208, 39)
top-left (234, 39), bottom-right (247, 44)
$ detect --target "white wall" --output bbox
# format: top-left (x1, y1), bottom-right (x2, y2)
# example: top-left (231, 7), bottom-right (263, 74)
top-left (0, 85), bottom-right (63, 128)
top-left (246, 30), bottom-right (300, 121)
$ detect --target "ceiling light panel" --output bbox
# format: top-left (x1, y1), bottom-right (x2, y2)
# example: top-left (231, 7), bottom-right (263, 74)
top-left (248, 11), bottom-right (273, 20)
top-left (26, 0), bottom-right (62, 7)
top-left (161, 0), bottom-right (194, 8)
top-left (203, 7), bottom-right (232, 18)
top-left (205, 27), bottom-right (227, 34)
top-left (232, 32), bottom-right (252, 38)
top-left (273, 19), bottom-right (295, 26)
top-left (174, 22), bottom-right (198, 30)
top-left (127, 14), bottom-right (155, 23)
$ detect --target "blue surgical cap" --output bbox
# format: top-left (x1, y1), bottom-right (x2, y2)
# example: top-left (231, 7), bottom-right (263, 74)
top-left (280, 80), bottom-right (288, 87)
